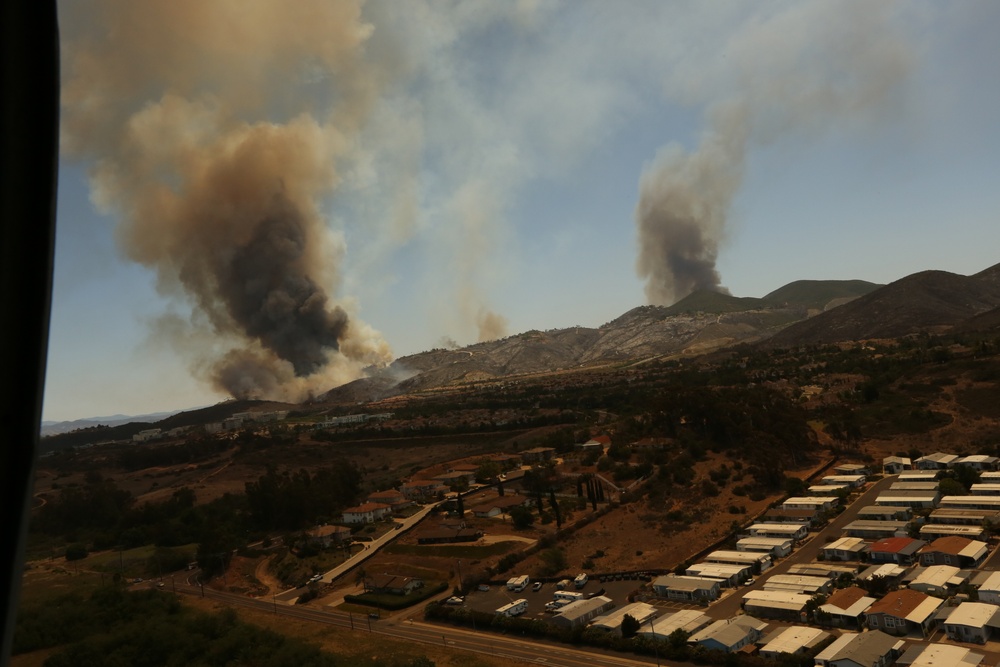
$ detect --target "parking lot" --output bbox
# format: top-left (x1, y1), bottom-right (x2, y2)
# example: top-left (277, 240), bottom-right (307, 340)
top-left (461, 574), bottom-right (654, 620)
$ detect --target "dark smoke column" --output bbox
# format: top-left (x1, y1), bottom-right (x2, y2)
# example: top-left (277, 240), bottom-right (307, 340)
top-left (219, 194), bottom-right (348, 377)
top-left (634, 116), bottom-right (744, 305)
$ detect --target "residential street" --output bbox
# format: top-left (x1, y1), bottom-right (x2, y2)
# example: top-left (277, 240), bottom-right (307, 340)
top-left (708, 474), bottom-right (900, 619)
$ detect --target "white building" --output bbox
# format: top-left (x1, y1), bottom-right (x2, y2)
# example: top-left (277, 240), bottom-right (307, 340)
top-left (759, 626), bottom-right (831, 659)
top-left (589, 602), bottom-right (658, 634)
top-left (746, 523), bottom-right (809, 541)
top-left (736, 536), bottom-right (794, 557)
top-left (341, 502), bottom-right (391, 524)
top-left (942, 602), bottom-right (1000, 644)
top-left (741, 590), bottom-right (812, 620)
top-left (822, 537), bottom-right (869, 561)
top-left (637, 610), bottom-right (712, 641)
top-left (688, 616), bottom-right (768, 653)
top-left (703, 550), bottom-right (773, 571)
top-left (814, 631), bottom-right (904, 667)
top-left (896, 644), bottom-right (984, 667)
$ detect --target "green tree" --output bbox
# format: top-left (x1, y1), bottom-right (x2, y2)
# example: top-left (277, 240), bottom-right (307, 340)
top-left (509, 506), bottom-right (535, 530)
top-left (620, 613), bottom-right (640, 639)
top-left (65, 543), bottom-right (88, 561)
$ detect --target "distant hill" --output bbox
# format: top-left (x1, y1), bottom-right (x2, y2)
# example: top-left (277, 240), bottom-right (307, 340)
top-left (40, 409), bottom-right (186, 437)
top-left (766, 266), bottom-right (1000, 347)
top-left (663, 290), bottom-right (766, 315)
top-left (762, 279), bottom-right (881, 311)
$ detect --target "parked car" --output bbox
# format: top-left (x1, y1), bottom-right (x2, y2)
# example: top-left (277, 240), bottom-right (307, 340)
top-left (445, 596), bottom-right (465, 605)
top-left (477, 584), bottom-right (490, 592)
top-left (532, 581), bottom-right (543, 592)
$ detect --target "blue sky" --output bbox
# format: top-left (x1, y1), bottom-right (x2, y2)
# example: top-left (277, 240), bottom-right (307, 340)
top-left (44, 1), bottom-right (1000, 421)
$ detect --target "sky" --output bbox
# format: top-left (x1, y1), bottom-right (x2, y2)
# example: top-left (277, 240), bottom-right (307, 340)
top-left (44, 0), bottom-right (1000, 422)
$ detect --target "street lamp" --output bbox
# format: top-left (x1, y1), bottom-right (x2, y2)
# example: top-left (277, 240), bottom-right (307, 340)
top-left (456, 559), bottom-right (464, 593)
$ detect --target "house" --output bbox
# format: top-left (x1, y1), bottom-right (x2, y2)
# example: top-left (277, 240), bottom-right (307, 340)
top-left (685, 562), bottom-right (751, 587)
top-left (890, 482), bottom-right (940, 493)
top-left (856, 564), bottom-right (907, 587)
top-left (579, 435), bottom-right (611, 452)
top-left (399, 479), bottom-right (448, 500)
top-left (736, 537), bottom-right (794, 557)
top-left (366, 489), bottom-right (413, 511)
top-left (939, 495), bottom-right (1000, 510)
top-left (905, 565), bottom-right (966, 597)
top-left (758, 626), bottom-right (830, 659)
top-left (703, 550), bottom-right (773, 572)
top-left (342, 502), bottom-right (391, 524)
top-left (969, 483), bottom-right (1000, 495)
top-left (883, 456), bottom-right (912, 474)
top-left (813, 631), bottom-right (904, 667)
top-left (782, 497), bottom-right (840, 511)
top-left (896, 644), bottom-right (985, 667)
top-left (470, 494), bottom-right (528, 518)
top-left (787, 563), bottom-right (857, 580)
top-left (432, 470), bottom-right (476, 487)
top-left (762, 574), bottom-right (831, 595)
top-left (918, 524), bottom-right (987, 540)
top-left (842, 520), bottom-right (910, 539)
top-left (363, 573), bottom-right (423, 595)
top-left (817, 586), bottom-right (875, 630)
top-left (874, 490), bottom-right (939, 509)
top-left (929, 508), bottom-right (1000, 526)
top-left (914, 452), bottom-right (958, 470)
top-left (637, 610), bottom-right (712, 640)
top-left (822, 537), bottom-right (869, 561)
top-left (549, 596), bottom-right (614, 629)
top-left (866, 589), bottom-right (943, 637)
top-left (975, 570), bottom-right (1000, 604)
top-left (652, 575), bottom-right (721, 602)
top-left (898, 471), bottom-right (941, 482)
top-left (763, 508), bottom-right (820, 525)
top-left (132, 428), bottom-right (162, 442)
top-left (520, 446), bottom-right (555, 463)
top-left (304, 524), bottom-right (351, 547)
top-left (942, 602), bottom-right (1000, 644)
top-left (822, 475), bottom-right (868, 488)
top-left (487, 453), bottom-right (521, 469)
top-left (741, 590), bottom-right (813, 620)
top-left (867, 537), bottom-right (925, 565)
top-left (918, 536), bottom-right (989, 568)
top-left (688, 616), bottom-right (768, 653)
top-left (746, 523), bottom-right (809, 541)
top-left (589, 601), bottom-right (658, 634)
top-left (954, 455), bottom-right (999, 471)
top-left (834, 464), bottom-right (870, 476)
top-left (810, 484), bottom-right (851, 496)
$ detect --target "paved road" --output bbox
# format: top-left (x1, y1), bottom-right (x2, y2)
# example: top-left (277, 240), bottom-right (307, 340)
top-left (708, 474), bottom-right (900, 619)
top-left (273, 502), bottom-right (441, 603)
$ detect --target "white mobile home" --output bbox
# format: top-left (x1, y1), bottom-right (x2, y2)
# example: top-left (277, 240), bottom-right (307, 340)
top-left (495, 599), bottom-right (527, 617)
top-left (652, 575), bottom-right (721, 601)
top-left (736, 536), bottom-right (794, 557)
top-left (703, 550), bottom-right (773, 571)
top-left (747, 523), bottom-right (809, 541)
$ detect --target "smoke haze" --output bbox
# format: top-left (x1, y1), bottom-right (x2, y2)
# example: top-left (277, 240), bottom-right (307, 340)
top-left (636, 1), bottom-right (912, 305)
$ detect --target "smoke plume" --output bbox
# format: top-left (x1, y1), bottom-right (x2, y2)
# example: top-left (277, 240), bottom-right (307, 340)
top-left (636, 2), bottom-right (911, 305)
top-left (60, 0), bottom-right (393, 400)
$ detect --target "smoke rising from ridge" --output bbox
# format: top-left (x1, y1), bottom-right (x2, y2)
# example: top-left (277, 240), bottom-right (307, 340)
top-left (61, 0), bottom-right (393, 400)
top-left (636, 2), bottom-right (912, 306)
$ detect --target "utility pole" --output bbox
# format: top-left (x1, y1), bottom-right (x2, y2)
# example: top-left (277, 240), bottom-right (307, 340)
top-left (647, 615), bottom-right (660, 667)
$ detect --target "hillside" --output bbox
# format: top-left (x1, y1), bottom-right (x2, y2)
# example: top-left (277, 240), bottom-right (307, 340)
top-left (766, 268), bottom-right (1000, 347)
top-left (322, 279), bottom-right (887, 401)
